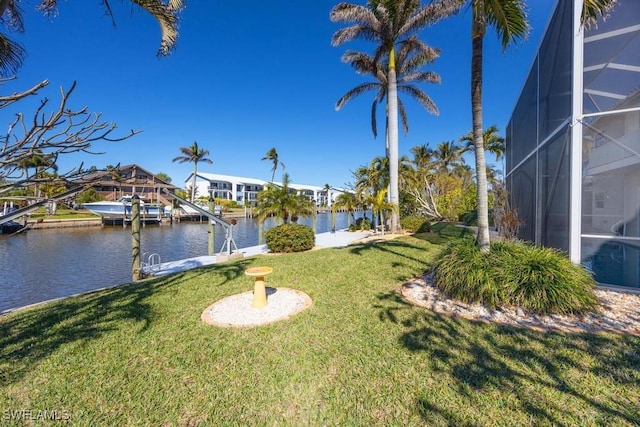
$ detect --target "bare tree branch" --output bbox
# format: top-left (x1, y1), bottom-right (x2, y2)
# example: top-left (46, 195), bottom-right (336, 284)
top-left (1, 79), bottom-right (141, 187)
top-left (0, 77), bottom-right (48, 108)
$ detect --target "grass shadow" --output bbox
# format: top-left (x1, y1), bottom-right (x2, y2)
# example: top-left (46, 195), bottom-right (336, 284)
top-left (394, 308), bottom-right (640, 425)
top-left (0, 260), bottom-right (250, 386)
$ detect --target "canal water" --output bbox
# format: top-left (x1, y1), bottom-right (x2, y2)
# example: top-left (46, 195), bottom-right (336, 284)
top-left (0, 212), bottom-right (359, 312)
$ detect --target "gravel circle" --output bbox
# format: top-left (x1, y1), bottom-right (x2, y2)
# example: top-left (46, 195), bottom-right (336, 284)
top-left (201, 288), bottom-right (312, 327)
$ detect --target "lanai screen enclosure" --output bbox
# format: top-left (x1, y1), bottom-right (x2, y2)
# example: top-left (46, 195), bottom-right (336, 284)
top-left (506, 0), bottom-right (640, 288)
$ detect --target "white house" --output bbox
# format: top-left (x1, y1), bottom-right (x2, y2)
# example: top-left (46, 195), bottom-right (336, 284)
top-left (183, 172), bottom-right (348, 207)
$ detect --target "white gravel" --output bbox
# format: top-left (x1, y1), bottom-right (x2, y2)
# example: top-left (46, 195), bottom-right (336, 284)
top-left (201, 288), bottom-right (312, 327)
top-left (402, 274), bottom-right (640, 335)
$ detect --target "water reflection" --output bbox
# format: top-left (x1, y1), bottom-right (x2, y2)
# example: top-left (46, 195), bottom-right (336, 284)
top-left (0, 212), bottom-right (361, 312)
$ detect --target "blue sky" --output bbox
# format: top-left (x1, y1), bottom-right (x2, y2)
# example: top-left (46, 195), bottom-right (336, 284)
top-left (2, 0), bottom-right (556, 190)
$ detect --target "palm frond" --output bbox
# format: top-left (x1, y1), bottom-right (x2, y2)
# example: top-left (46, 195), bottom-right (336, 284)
top-left (400, 0), bottom-right (464, 38)
top-left (398, 84), bottom-right (439, 115)
top-left (484, 0), bottom-right (529, 50)
top-left (130, 0), bottom-right (182, 56)
top-left (581, 0), bottom-right (617, 28)
top-left (0, 32), bottom-right (25, 77)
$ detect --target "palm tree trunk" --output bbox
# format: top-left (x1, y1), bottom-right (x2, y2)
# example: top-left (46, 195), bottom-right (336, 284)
top-left (387, 47), bottom-right (400, 233)
top-left (191, 163), bottom-right (198, 202)
top-left (472, 16), bottom-right (491, 253)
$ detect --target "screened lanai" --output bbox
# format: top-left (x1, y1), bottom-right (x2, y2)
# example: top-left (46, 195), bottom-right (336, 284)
top-left (506, 0), bottom-right (640, 288)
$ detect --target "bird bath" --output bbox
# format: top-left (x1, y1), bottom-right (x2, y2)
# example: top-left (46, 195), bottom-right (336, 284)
top-left (245, 266), bottom-right (273, 309)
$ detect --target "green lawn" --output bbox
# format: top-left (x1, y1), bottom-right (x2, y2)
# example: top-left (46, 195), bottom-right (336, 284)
top-left (28, 207), bottom-right (99, 220)
top-left (1, 233), bottom-right (639, 425)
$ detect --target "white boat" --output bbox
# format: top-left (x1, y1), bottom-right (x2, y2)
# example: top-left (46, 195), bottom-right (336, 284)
top-left (179, 203), bottom-right (223, 217)
top-left (82, 196), bottom-right (166, 220)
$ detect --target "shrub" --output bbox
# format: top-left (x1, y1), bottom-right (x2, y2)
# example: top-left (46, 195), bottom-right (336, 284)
top-left (265, 223), bottom-right (315, 253)
top-left (431, 239), bottom-right (599, 315)
top-left (348, 217), bottom-right (371, 232)
top-left (400, 216), bottom-right (430, 233)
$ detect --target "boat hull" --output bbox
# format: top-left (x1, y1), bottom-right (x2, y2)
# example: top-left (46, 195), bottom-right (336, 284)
top-left (82, 201), bottom-right (165, 220)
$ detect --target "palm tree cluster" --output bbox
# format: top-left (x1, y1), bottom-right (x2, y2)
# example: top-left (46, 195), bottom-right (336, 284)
top-left (350, 124), bottom-right (505, 222)
top-left (331, 0), bottom-right (465, 233)
top-left (334, 0), bottom-right (615, 251)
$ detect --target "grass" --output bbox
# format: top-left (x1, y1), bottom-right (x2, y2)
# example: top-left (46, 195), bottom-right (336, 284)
top-left (1, 235), bottom-right (639, 425)
top-left (28, 207), bottom-right (99, 220)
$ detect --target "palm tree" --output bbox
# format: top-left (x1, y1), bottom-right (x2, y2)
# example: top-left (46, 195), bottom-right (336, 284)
top-left (432, 140), bottom-right (464, 173)
top-left (323, 183), bottom-right (331, 207)
top-left (17, 150), bottom-right (57, 197)
top-left (460, 124), bottom-right (505, 158)
top-left (466, 0), bottom-right (617, 252)
top-left (255, 173), bottom-right (315, 225)
top-left (336, 35), bottom-right (441, 143)
top-left (0, 0), bottom-right (183, 77)
top-left (410, 144), bottom-right (433, 171)
top-left (460, 124), bottom-right (505, 181)
top-left (172, 141), bottom-right (213, 201)
top-left (368, 188), bottom-right (397, 233)
top-left (331, 0), bottom-right (463, 233)
top-left (334, 191), bottom-right (359, 226)
top-left (466, 0), bottom-right (528, 252)
top-left (262, 147), bottom-right (285, 183)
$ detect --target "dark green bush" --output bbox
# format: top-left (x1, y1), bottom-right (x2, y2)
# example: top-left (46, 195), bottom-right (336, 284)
top-left (400, 216), bottom-right (431, 233)
top-left (265, 223), bottom-right (315, 253)
top-left (349, 217), bottom-right (371, 232)
top-left (432, 239), bottom-right (599, 315)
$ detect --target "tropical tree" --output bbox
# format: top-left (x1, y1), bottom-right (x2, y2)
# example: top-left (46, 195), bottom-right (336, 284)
top-left (432, 140), bottom-right (465, 173)
top-left (465, 0), bottom-right (616, 252)
top-left (465, 0), bottom-right (528, 252)
top-left (262, 147), bottom-right (285, 183)
top-left (406, 144), bottom-right (442, 220)
top-left (460, 124), bottom-right (505, 159)
top-left (334, 191), bottom-right (359, 226)
top-left (331, 0), bottom-right (464, 233)
top-left (156, 172), bottom-right (172, 183)
top-left (368, 188), bottom-right (397, 233)
top-left (0, 0), bottom-right (183, 77)
top-left (323, 183), bottom-right (331, 207)
top-left (336, 35), bottom-right (441, 147)
top-left (16, 149), bottom-right (57, 197)
top-left (172, 141), bottom-right (213, 202)
top-left (255, 173), bottom-right (315, 225)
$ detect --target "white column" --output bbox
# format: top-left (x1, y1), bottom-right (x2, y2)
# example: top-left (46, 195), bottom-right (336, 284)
top-left (569, 0), bottom-right (584, 263)
top-left (232, 182), bottom-right (238, 202)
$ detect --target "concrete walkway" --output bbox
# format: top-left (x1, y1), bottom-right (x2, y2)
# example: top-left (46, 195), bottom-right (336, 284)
top-left (152, 230), bottom-right (372, 276)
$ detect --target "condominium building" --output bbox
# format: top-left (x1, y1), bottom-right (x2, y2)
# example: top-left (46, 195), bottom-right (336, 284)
top-left (184, 172), bottom-right (346, 207)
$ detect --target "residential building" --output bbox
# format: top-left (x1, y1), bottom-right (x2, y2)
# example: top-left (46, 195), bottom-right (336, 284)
top-left (79, 164), bottom-right (178, 205)
top-left (506, 0), bottom-right (640, 288)
top-left (184, 172), bottom-right (347, 207)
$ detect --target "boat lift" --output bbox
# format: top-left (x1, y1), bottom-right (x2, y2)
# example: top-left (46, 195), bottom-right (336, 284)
top-left (162, 189), bottom-right (239, 256)
top-left (0, 185), bottom-right (91, 227)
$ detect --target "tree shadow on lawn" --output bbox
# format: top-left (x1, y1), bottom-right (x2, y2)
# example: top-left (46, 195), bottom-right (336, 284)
top-left (0, 260), bottom-right (250, 386)
top-left (349, 238), bottom-right (435, 266)
top-left (380, 302), bottom-right (640, 425)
